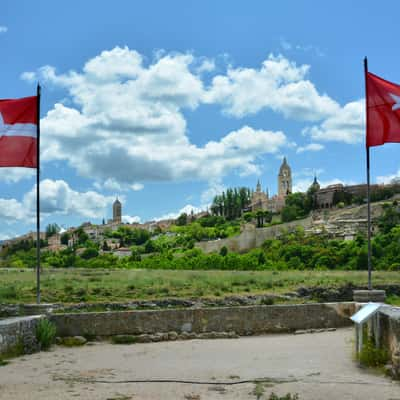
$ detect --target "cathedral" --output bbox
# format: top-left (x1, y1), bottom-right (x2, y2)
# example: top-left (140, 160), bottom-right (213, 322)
top-left (250, 157), bottom-right (292, 213)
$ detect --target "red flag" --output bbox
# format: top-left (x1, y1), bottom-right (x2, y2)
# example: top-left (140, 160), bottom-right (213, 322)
top-left (366, 72), bottom-right (400, 147)
top-left (0, 96), bottom-right (38, 168)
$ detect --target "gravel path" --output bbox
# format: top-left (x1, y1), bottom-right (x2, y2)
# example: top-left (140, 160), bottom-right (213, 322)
top-left (0, 328), bottom-right (399, 399)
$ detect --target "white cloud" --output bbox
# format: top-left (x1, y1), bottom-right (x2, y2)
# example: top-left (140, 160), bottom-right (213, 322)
top-left (376, 170), bottom-right (400, 184)
top-left (27, 179), bottom-right (114, 218)
top-left (130, 183), bottom-right (144, 191)
top-left (0, 230), bottom-right (18, 241)
top-left (296, 143), bottom-right (324, 153)
top-left (280, 38), bottom-right (292, 51)
top-left (293, 167), bottom-right (324, 179)
top-left (154, 204), bottom-right (203, 221)
top-left (196, 58), bottom-right (215, 74)
top-left (0, 180), bottom-right (114, 234)
top-left (21, 47), bottom-right (363, 193)
top-left (0, 168), bottom-right (35, 183)
top-left (0, 198), bottom-right (29, 224)
top-left (0, 26), bottom-right (7, 33)
top-left (303, 99), bottom-right (364, 144)
top-left (204, 54), bottom-right (338, 120)
top-left (200, 179), bottom-right (225, 205)
top-left (122, 215), bottom-right (141, 224)
top-left (280, 38), bottom-right (324, 57)
top-left (25, 48), bottom-right (288, 186)
top-left (94, 178), bottom-right (144, 193)
top-left (293, 178), bottom-right (356, 193)
top-left (20, 71), bottom-right (36, 82)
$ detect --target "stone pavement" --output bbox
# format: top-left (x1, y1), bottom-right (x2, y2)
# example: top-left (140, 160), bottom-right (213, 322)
top-left (0, 328), bottom-right (399, 400)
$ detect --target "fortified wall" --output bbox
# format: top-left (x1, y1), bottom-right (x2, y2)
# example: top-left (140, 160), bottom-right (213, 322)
top-left (195, 218), bottom-right (313, 254)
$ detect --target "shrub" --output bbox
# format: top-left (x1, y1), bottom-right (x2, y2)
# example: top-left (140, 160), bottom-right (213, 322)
top-left (111, 335), bottom-right (137, 344)
top-left (35, 319), bottom-right (56, 350)
top-left (260, 297), bottom-right (274, 306)
top-left (219, 246), bottom-right (228, 256)
top-left (358, 337), bottom-right (389, 367)
top-left (60, 336), bottom-right (87, 346)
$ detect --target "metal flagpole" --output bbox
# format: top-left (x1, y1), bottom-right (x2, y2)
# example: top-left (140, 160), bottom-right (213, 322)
top-left (364, 57), bottom-right (372, 291)
top-left (36, 84), bottom-right (41, 304)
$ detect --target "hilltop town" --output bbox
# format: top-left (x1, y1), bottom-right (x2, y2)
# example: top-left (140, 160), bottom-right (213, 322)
top-left (2, 157), bottom-right (400, 262)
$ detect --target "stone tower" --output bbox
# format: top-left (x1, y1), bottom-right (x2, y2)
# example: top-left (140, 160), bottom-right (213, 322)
top-left (113, 198), bottom-right (122, 224)
top-left (310, 174), bottom-right (320, 192)
top-left (278, 157), bottom-right (292, 197)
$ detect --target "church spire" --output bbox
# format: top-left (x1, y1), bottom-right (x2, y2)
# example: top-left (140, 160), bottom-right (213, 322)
top-left (256, 179), bottom-right (261, 192)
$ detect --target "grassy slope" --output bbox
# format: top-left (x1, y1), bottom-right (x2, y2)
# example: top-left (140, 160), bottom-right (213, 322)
top-left (1, 268), bottom-right (399, 304)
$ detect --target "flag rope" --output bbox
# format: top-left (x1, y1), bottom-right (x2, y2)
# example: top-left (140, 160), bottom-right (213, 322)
top-left (364, 57), bottom-right (372, 291)
top-left (36, 84), bottom-right (41, 304)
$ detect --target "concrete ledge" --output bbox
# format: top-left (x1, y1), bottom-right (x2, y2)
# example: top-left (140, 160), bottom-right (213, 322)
top-left (0, 315), bottom-right (44, 356)
top-left (51, 302), bottom-right (356, 337)
top-left (353, 290), bottom-right (386, 303)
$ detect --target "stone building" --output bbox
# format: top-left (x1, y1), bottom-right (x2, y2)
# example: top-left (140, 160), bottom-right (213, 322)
top-left (112, 198), bottom-right (122, 224)
top-left (250, 157), bottom-right (292, 213)
top-left (315, 183), bottom-right (384, 209)
top-left (278, 157), bottom-right (292, 197)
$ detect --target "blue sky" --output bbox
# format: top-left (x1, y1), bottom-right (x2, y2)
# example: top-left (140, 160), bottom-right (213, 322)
top-left (1, 0), bottom-right (400, 239)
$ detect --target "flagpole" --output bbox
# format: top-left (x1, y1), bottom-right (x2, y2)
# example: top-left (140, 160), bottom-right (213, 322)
top-left (36, 84), bottom-right (41, 304)
top-left (364, 57), bottom-right (372, 291)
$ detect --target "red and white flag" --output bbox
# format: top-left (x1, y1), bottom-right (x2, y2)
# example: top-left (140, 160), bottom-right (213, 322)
top-left (366, 72), bottom-right (400, 147)
top-left (0, 96), bottom-right (38, 168)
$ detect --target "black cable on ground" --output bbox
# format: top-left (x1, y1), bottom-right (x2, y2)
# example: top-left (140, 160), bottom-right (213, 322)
top-left (74, 378), bottom-right (294, 386)
top-left (71, 378), bottom-right (395, 387)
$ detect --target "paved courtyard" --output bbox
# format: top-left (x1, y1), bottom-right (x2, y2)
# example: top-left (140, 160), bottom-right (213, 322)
top-left (0, 328), bottom-right (399, 400)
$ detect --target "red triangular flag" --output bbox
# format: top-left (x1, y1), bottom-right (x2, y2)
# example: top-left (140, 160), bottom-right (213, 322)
top-left (0, 96), bottom-right (38, 168)
top-left (366, 72), bottom-right (400, 147)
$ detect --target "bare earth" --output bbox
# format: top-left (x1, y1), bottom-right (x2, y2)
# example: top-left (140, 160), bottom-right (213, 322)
top-left (0, 328), bottom-right (399, 400)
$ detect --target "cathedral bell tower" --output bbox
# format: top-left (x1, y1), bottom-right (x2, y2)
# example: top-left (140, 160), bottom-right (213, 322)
top-left (113, 197), bottom-right (122, 224)
top-left (278, 157), bottom-right (292, 197)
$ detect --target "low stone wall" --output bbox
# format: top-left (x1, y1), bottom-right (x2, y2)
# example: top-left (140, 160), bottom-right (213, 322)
top-left (195, 217), bottom-right (312, 254)
top-left (379, 306), bottom-right (400, 378)
top-left (0, 315), bottom-right (43, 356)
top-left (51, 302), bottom-right (355, 337)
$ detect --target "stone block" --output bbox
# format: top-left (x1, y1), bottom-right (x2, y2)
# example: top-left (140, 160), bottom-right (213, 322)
top-left (353, 290), bottom-right (386, 303)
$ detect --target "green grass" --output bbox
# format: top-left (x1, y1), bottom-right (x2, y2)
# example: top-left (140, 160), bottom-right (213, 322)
top-left (0, 268), bottom-right (399, 304)
top-left (386, 294), bottom-right (400, 306)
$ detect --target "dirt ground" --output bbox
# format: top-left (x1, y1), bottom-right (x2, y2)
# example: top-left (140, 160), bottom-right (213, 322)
top-left (0, 328), bottom-right (399, 400)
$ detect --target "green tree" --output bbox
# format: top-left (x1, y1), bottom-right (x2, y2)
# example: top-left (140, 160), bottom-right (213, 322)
top-left (45, 223), bottom-right (60, 238)
top-left (176, 213), bottom-right (188, 226)
top-left (281, 205), bottom-right (299, 222)
top-left (60, 232), bottom-right (70, 245)
top-left (219, 246), bottom-right (228, 256)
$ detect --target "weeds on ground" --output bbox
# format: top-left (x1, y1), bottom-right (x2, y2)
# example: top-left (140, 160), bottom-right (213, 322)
top-left (358, 337), bottom-right (389, 368)
top-left (269, 393), bottom-right (299, 400)
top-left (252, 382), bottom-right (265, 399)
top-left (0, 357), bottom-right (9, 366)
top-left (35, 319), bottom-right (57, 350)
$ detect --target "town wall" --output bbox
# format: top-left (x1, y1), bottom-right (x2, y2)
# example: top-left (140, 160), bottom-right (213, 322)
top-left (195, 217), bottom-right (312, 254)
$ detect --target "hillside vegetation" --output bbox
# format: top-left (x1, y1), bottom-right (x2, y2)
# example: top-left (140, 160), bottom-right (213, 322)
top-left (1, 202), bottom-right (400, 271)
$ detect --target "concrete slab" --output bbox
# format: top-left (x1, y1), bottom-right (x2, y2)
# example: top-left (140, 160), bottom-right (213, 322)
top-left (0, 328), bottom-right (399, 400)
